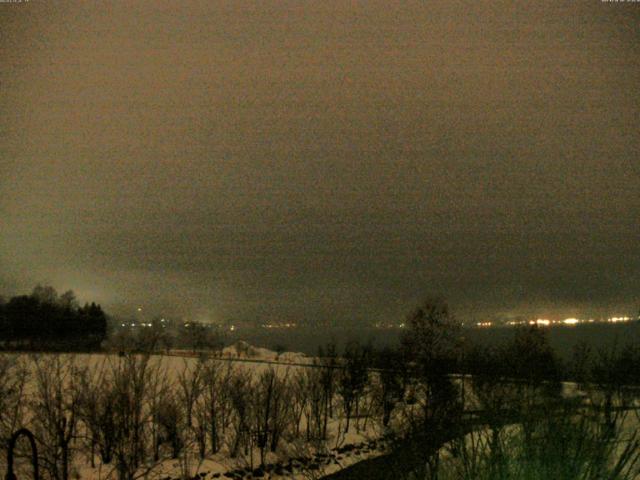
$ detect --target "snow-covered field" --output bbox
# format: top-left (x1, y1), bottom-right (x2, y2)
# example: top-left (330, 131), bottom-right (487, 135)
top-left (0, 344), bottom-right (393, 480)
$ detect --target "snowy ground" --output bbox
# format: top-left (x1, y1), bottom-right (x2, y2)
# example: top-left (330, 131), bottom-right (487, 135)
top-left (10, 347), bottom-right (634, 479)
top-left (1, 345), bottom-right (392, 480)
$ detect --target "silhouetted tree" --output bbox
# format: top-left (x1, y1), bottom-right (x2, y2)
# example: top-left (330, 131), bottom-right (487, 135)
top-left (373, 347), bottom-right (406, 427)
top-left (401, 298), bottom-right (463, 431)
top-left (338, 341), bottom-right (371, 433)
top-left (0, 286), bottom-right (107, 350)
top-left (32, 284), bottom-right (59, 305)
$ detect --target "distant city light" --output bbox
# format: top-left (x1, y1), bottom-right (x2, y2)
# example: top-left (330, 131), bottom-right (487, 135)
top-left (372, 322), bottom-right (408, 329)
top-left (260, 322), bottom-right (298, 329)
top-left (471, 314), bottom-right (635, 329)
top-left (528, 319), bottom-right (550, 326)
top-left (608, 316), bottom-right (630, 323)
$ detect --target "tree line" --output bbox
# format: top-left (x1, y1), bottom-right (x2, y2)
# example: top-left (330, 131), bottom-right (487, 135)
top-left (0, 285), bottom-right (107, 351)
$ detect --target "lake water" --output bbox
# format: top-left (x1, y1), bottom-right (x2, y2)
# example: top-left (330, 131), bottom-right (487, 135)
top-left (226, 321), bottom-right (640, 360)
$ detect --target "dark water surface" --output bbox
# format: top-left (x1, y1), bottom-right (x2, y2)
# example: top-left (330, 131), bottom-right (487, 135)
top-left (228, 322), bottom-right (640, 360)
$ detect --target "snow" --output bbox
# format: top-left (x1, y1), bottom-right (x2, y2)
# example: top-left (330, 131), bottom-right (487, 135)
top-left (0, 345), bottom-right (386, 480)
top-left (218, 341), bottom-right (311, 365)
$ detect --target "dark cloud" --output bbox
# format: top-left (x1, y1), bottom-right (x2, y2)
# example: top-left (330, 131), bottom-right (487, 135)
top-left (1, 1), bottom-right (639, 323)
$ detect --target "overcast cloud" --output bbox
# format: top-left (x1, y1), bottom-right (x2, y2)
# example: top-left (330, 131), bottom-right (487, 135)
top-left (1, 1), bottom-right (638, 324)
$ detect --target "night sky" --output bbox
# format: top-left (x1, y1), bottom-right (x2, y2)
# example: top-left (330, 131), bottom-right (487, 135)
top-left (1, 1), bottom-right (638, 325)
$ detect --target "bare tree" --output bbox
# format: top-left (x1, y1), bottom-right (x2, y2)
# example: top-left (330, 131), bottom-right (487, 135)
top-left (78, 358), bottom-right (118, 467)
top-left (372, 347), bottom-right (406, 428)
top-left (31, 355), bottom-right (85, 480)
top-left (147, 361), bottom-right (170, 462)
top-left (177, 359), bottom-right (204, 442)
top-left (108, 354), bottom-right (155, 480)
top-left (317, 342), bottom-right (338, 420)
top-left (401, 298), bottom-right (463, 432)
top-left (290, 369), bottom-right (309, 437)
top-left (337, 341), bottom-right (370, 433)
top-left (227, 368), bottom-right (253, 458)
top-left (197, 359), bottom-right (233, 455)
top-left (251, 367), bottom-right (291, 465)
